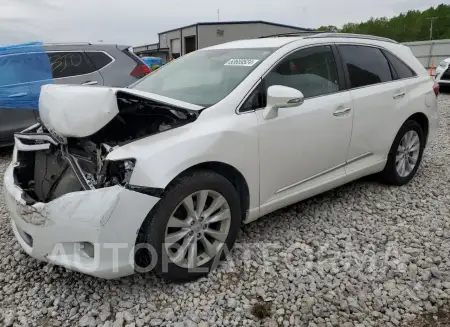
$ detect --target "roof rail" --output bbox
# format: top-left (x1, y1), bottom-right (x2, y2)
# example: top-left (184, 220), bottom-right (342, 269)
top-left (305, 33), bottom-right (398, 44)
top-left (43, 42), bottom-right (92, 46)
top-left (259, 31), bottom-right (321, 38)
top-left (259, 32), bottom-right (399, 44)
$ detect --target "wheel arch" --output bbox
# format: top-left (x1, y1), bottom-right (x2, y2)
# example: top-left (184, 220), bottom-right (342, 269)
top-left (165, 161), bottom-right (251, 222)
top-left (380, 115), bottom-right (428, 185)
top-left (406, 112), bottom-right (429, 143)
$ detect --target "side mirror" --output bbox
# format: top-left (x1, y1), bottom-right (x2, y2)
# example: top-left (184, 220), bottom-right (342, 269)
top-left (263, 85), bottom-right (304, 120)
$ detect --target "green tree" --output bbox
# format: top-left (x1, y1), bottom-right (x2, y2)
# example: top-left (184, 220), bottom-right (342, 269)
top-left (317, 25), bottom-right (339, 32)
top-left (329, 4), bottom-right (450, 42)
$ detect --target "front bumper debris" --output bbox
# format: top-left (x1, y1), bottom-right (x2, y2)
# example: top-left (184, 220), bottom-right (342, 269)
top-left (4, 162), bottom-right (160, 279)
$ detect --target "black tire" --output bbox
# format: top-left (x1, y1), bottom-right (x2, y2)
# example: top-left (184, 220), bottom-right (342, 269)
top-left (439, 85), bottom-right (449, 94)
top-left (135, 170), bottom-right (241, 282)
top-left (379, 120), bottom-right (425, 186)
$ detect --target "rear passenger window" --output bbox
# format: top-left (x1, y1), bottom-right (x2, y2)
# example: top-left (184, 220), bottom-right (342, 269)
top-left (48, 52), bottom-right (95, 79)
top-left (265, 45), bottom-right (340, 98)
top-left (86, 52), bottom-right (113, 70)
top-left (338, 45), bottom-right (392, 88)
top-left (382, 51), bottom-right (416, 79)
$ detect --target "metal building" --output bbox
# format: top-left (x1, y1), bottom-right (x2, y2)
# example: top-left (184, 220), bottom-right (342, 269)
top-left (134, 20), bottom-right (315, 63)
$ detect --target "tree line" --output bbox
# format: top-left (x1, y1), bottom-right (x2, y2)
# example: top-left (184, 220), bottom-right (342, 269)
top-left (317, 4), bottom-right (450, 42)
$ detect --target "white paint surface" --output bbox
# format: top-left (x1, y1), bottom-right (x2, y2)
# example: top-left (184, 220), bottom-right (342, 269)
top-left (4, 35), bottom-right (439, 278)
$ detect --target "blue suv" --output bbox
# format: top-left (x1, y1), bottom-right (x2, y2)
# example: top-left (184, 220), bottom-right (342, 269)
top-left (0, 42), bottom-right (150, 146)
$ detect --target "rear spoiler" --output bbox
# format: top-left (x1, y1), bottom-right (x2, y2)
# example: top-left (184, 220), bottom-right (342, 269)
top-left (116, 44), bottom-right (132, 51)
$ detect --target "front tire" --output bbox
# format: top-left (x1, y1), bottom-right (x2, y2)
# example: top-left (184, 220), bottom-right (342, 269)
top-left (379, 120), bottom-right (425, 186)
top-left (135, 171), bottom-right (241, 282)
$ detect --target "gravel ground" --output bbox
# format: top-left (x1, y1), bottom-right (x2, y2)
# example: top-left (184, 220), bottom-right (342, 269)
top-left (1, 94), bottom-right (450, 327)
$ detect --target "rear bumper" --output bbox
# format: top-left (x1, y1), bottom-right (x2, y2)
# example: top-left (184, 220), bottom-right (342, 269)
top-left (3, 162), bottom-right (159, 279)
top-left (427, 98), bottom-right (439, 149)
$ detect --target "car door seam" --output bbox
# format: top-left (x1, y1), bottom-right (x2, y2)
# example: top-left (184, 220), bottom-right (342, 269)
top-left (275, 152), bottom-right (373, 194)
top-left (275, 162), bottom-right (346, 194)
top-left (346, 152), bottom-right (373, 165)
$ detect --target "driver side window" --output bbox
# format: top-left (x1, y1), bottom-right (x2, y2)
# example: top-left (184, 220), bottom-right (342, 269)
top-left (264, 45), bottom-right (340, 99)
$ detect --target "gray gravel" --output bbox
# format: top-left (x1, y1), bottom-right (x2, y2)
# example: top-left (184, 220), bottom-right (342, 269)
top-left (1, 94), bottom-right (450, 327)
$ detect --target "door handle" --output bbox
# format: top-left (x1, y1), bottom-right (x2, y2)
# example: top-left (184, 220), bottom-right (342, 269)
top-left (8, 92), bottom-right (28, 98)
top-left (82, 81), bottom-right (98, 86)
top-left (393, 92), bottom-right (406, 99)
top-left (333, 107), bottom-right (351, 116)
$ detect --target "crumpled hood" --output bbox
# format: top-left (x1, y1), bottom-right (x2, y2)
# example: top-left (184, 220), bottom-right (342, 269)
top-left (39, 84), bottom-right (203, 138)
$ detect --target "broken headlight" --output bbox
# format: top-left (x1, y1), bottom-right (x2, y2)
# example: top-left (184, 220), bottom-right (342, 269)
top-left (100, 158), bottom-right (136, 187)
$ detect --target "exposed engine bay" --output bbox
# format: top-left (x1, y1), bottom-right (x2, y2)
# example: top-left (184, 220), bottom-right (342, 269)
top-left (14, 91), bottom-right (198, 203)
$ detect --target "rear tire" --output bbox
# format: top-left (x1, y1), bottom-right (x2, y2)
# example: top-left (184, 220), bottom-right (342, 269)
top-left (135, 170), bottom-right (241, 282)
top-left (439, 85), bottom-right (449, 93)
top-left (379, 120), bottom-right (425, 186)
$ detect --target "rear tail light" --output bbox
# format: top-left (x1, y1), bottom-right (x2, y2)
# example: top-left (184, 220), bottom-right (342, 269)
top-left (433, 82), bottom-right (439, 97)
top-left (130, 63), bottom-right (151, 78)
top-left (121, 47), bottom-right (152, 78)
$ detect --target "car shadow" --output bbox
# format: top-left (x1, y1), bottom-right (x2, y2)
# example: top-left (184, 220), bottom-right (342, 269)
top-left (0, 146), bottom-right (13, 156)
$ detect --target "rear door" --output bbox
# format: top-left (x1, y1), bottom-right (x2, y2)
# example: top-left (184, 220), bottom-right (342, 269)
top-left (337, 44), bottom-right (407, 172)
top-left (47, 51), bottom-right (104, 86)
top-left (0, 51), bottom-right (52, 144)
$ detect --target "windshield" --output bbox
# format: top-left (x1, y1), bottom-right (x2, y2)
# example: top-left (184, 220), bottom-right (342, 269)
top-left (132, 48), bottom-right (275, 106)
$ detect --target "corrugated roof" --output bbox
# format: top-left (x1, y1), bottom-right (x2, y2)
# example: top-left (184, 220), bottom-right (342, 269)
top-left (157, 20), bottom-right (313, 35)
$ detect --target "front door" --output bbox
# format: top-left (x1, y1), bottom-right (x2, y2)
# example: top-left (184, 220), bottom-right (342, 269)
top-left (0, 51), bottom-right (52, 145)
top-left (256, 45), bottom-right (353, 208)
top-left (0, 83), bottom-right (38, 145)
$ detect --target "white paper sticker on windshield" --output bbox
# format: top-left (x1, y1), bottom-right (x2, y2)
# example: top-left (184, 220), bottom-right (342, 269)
top-left (224, 59), bottom-right (259, 67)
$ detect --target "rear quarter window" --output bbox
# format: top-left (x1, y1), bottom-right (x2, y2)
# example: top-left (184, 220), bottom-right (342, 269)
top-left (382, 50), bottom-right (417, 79)
top-left (86, 52), bottom-right (113, 70)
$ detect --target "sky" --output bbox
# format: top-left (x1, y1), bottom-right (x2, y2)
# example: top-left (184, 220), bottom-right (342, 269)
top-left (0, 0), bottom-right (444, 47)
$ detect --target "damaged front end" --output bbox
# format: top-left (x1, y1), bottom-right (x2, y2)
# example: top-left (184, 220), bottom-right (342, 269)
top-left (14, 86), bottom-right (198, 204)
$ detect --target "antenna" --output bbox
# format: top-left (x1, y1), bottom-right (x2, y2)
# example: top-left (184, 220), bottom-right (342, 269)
top-left (217, 9), bottom-right (220, 22)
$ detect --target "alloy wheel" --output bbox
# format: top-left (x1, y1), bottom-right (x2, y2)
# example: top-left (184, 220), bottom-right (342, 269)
top-left (164, 190), bottom-right (231, 268)
top-left (395, 130), bottom-right (420, 178)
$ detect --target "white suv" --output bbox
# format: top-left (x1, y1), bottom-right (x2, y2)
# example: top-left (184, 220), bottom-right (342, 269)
top-left (4, 33), bottom-right (439, 282)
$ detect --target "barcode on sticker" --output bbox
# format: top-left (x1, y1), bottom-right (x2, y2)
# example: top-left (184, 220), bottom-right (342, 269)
top-left (224, 59), bottom-right (259, 66)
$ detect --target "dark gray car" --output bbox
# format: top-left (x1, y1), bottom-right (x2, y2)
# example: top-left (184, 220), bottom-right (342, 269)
top-left (0, 42), bottom-right (150, 146)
